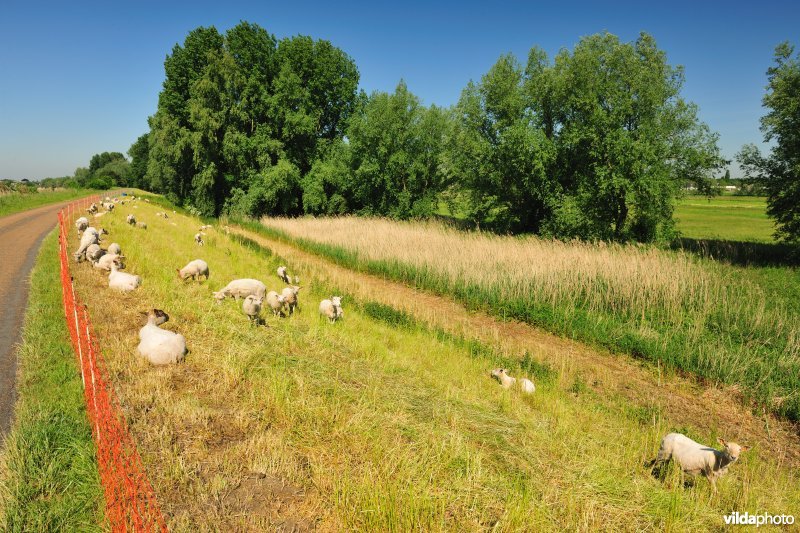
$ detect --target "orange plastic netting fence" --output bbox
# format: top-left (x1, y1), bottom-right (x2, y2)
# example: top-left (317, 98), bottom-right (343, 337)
top-left (57, 196), bottom-right (168, 532)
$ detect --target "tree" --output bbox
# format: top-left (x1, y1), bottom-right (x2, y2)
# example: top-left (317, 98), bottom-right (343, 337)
top-left (737, 42), bottom-right (800, 242)
top-left (128, 133), bottom-right (150, 189)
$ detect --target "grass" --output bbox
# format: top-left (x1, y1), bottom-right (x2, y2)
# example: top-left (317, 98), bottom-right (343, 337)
top-left (0, 230), bottom-right (105, 531)
top-left (674, 195), bottom-right (774, 243)
top-left (254, 216), bottom-right (800, 421)
top-left (63, 197), bottom-right (800, 530)
top-left (0, 189), bottom-right (99, 218)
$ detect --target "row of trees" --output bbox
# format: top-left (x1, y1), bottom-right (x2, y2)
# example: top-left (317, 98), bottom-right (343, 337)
top-left (127, 22), bottom-right (728, 241)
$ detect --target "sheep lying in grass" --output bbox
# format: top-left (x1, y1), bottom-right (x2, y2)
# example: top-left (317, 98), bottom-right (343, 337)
top-left (277, 266), bottom-right (290, 284)
top-left (490, 368), bottom-right (535, 394)
top-left (156, 211), bottom-right (169, 218)
top-left (242, 295), bottom-right (264, 325)
top-left (136, 221), bottom-right (148, 229)
top-left (126, 214), bottom-right (136, 225)
top-left (177, 259), bottom-right (209, 281)
top-left (87, 203), bottom-right (98, 214)
top-left (85, 243), bottom-right (105, 263)
top-left (194, 233), bottom-right (204, 246)
top-left (319, 296), bottom-right (343, 323)
top-left (650, 433), bottom-right (749, 493)
top-left (281, 286), bottom-right (301, 315)
top-left (137, 309), bottom-right (186, 365)
top-left (108, 242), bottom-right (121, 255)
top-left (213, 279), bottom-right (266, 302)
top-left (73, 227), bottom-right (105, 262)
top-left (109, 263), bottom-right (141, 292)
top-left (93, 253), bottom-right (124, 271)
top-left (266, 291), bottom-right (286, 316)
top-left (75, 216), bottom-right (89, 236)
top-left (103, 202), bottom-right (114, 212)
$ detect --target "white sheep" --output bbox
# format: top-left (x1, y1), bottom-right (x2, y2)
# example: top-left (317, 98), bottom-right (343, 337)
top-left (277, 266), bottom-right (290, 284)
top-left (85, 243), bottom-right (105, 263)
top-left (266, 290), bottom-right (287, 316)
top-left (490, 368), bottom-right (535, 394)
top-left (176, 259), bottom-right (209, 281)
top-left (212, 279), bottom-right (266, 302)
top-left (136, 221), bottom-right (148, 229)
top-left (103, 202), bottom-right (114, 212)
top-left (73, 227), bottom-right (103, 262)
top-left (137, 309), bottom-right (186, 365)
top-left (242, 295), bottom-right (264, 325)
top-left (194, 233), bottom-right (204, 246)
top-left (108, 242), bottom-right (121, 255)
top-left (93, 253), bottom-right (124, 271)
top-left (651, 433), bottom-right (749, 492)
top-left (75, 216), bottom-right (89, 236)
top-left (126, 214), bottom-right (136, 225)
top-left (156, 211), bottom-right (169, 218)
top-left (108, 263), bottom-right (141, 292)
top-left (281, 286), bottom-right (301, 315)
top-left (319, 296), bottom-right (343, 323)
top-left (87, 203), bottom-right (98, 214)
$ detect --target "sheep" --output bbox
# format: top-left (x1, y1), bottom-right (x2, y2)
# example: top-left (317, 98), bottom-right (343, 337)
top-left (266, 291), bottom-right (287, 316)
top-left (137, 309), bottom-right (187, 365)
top-left (277, 266), bottom-right (290, 284)
top-left (177, 259), bottom-right (209, 281)
top-left (199, 224), bottom-right (212, 231)
top-left (108, 263), bottom-right (141, 292)
top-left (73, 227), bottom-right (102, 262)
top-left (136, 221), bottom-right (148, 229)
top-left (650, 433), bottom-right (749, 493)
top-left (194, 233), bottom-right (204, 246)
top-left (242, 295), bottom-right (264, 325)
top-left (212, 279), bottom-right (266, 302)
top-left (490, 368), bottom-right (535, 394)
top-left (93, 253), bottom-right (124, 271)
top-left (126, 214), bottom-right (136, 225)
top-left (281, 286), bottom-right (301, 315)
top-left (293, 275), bottom-right (300, 285)
top-left (87, 203), bottom-right (98, 214)
top-left (85, 243), bottom-right (105, 263)
top-left (319, 296), bottom-right (343, 323)
top-left (75, 216), bottom-right (89, 236)
top-left (108, 242), bottom-right (121, 255)
top-left (103, 202), bottom-right (114, 212)
top-left (156, 211), bottom-right (168, 218)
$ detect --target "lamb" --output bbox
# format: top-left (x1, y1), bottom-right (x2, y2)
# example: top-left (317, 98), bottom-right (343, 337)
top-left (266, 291), bottom-right (287, 316)
top-left (242, 295), bottom-right (264, 325)
top-left (108, 242), bottom-right (121, 255)
top-left (136, 221), bottom-right (148, 229)
top-left (194, 233), bottom-right (204, 246)
top-left (212, 279), bottom-right (266, 302)
top-left (277, 266), bottom-right (290, 284)
top-left (490, 368), bottom-right (535, 394)
top-left (281, 286), bottom-right (301, 315)
top-left (650, 433), bottom-right (748, 492)
top-left (108, 263), bottom-right (141, 292)
top-left (126, 214), bottom-right (136, 225)
top-left (137, 309), bottom-right (186, 365)
top-left (85, 243), bottom-right (105, 263)
top-left (75, 216), bottom-right (89, 236)
top-left (319, 296), bottom-right (343, 323)
top-left (177, 259), bottom-right (209, 281)
top-left (93, 253), bottom-right (124, 271)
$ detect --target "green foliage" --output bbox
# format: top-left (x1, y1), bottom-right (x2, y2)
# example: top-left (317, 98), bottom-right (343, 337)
top-left (737, 42), bottom-right (800, 243)
top-left (127, 133), bottom-right (150, 188)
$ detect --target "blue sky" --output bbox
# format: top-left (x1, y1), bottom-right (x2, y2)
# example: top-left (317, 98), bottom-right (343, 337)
top-left (0, 0), bottom-right (797, 180)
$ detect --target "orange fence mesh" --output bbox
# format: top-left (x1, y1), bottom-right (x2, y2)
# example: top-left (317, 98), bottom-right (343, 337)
top-left (57, 196), bottom-right (168, 532)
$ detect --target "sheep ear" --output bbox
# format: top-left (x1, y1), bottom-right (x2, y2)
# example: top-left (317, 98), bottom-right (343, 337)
top-left (717, 437), bottom-right (727, 447)
top-left (740, 445), bottom-right (750, 452)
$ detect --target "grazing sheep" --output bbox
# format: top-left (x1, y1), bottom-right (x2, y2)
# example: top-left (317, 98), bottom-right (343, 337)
top-left (281, 286), bottom-right (301, 315)
top-left (137, 309), bottom-right (186, 365)
top-left (319, 296), bottom-right (343, 323)
top-left (266, 291), bottom-right (287, 316)
top-left (212, 279), bottom-right (266, 302)
top-left (75, 216), bottom-right (89, 236)
top-left (93, 253), bottom-right (124, 271)
top-left (108, 263), bottom-right (141, 292)
top-left (650, 433), bottom-right (749, 492)
top-left (490, 368), bottom-right (535, 394)
top-left (242, 295), bottom-right (264, 325)
top-left (177, 259), bottom-right (209, 281)
top-left (85, 243), bottom-right (105, 263)
top-left (194, 233), bottom-right (204, 246)
top-left (126, 214), bottom-right (136, 225)
top-left (108, 242), bottom-right (121, 255)
top-left (277, 266), bottom-right (290, 284)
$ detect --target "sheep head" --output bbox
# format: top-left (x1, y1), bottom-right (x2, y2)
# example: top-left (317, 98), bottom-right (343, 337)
top-left (717, 438), bottom-right (749, 462)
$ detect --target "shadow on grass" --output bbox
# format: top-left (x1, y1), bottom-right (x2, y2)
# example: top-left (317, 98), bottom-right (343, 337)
top-left (670, 238), bottom-right (800, 267)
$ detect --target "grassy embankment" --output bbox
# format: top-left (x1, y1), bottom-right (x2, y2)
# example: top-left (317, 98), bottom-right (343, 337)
top-left (0, 189), bottom-right (99, 218)
top-left (0, 231), bottom-right (104, 531)
top-left (65, 197), bottom-right (800, 530)
top-left (674, 195), bottom-right (773, 242)
top-left (255, 216), bottom-right (800, 422)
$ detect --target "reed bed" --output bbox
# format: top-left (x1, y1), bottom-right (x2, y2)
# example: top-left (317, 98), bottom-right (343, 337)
top-left (259, 216), bottom-right (800, 420)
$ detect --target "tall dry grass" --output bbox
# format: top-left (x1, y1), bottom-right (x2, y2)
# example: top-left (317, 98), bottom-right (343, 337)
top-left (259, 216), bottom-right (800, 419)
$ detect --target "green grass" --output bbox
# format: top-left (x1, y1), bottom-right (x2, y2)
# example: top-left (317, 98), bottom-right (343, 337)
top-left (0, 230), bottom-right (104, 531)
top-left (61, 197), bottom-right (800, 530)
top-left (0, 189), bottom-right (99, 218)
top-left (674, 195), bottom-right (774, 243)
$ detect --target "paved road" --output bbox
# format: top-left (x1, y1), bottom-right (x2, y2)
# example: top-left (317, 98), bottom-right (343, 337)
top-left (0, 201), bottom-right (77, 438)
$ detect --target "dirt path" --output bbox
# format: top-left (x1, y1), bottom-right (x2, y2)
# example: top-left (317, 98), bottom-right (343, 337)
top-left (230, 225), bottom-right (800, 467)
top-left (0, 201), bottom-right (82, 438)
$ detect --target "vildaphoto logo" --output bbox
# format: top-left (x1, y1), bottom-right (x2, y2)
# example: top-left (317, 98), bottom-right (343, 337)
top-left (723, 511), bottom-right (795, 527)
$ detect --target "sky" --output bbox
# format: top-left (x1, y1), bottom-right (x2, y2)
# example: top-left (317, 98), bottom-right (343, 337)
top-left (0, 0), bottom-right (798, 180)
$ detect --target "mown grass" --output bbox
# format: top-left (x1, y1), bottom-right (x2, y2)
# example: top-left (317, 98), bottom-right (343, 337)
top-left (0, 230), bottom-right (105, 531)
top-left (0, 189), bottom-right (99, 218)
top-left (674, 195), bottom-right (774, 243)
top-left (254, 216), bottom-right (800, 421)
top-left (65, 199), bottom-right (800, 530)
